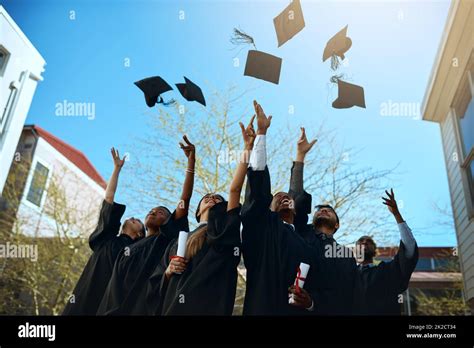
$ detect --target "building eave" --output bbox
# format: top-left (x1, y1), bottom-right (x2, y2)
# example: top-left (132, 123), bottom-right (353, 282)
top-left (421, 0), bottom-right (460, 123)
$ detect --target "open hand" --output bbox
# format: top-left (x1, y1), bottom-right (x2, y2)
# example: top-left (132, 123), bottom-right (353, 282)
top-left (179, 135), bottom-right (195, 159)
top-left (254, 100), bottom-right (272, 135)
top-left (111, 147), bottom-right (126, 169)
top-left (382, 189), bottom-right (403, 223)
top-left (297, 127), bottom-right (317, 157)
top-left (239, 115), bottom-right (256, 150)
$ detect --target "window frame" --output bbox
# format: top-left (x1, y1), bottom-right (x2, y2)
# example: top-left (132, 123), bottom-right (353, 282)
top-left (452, 68), bottom-right (474, 220)
top-left (0, 45), bottom-right (10, 77)
top-left (22, 156), bottom-right (52, 212)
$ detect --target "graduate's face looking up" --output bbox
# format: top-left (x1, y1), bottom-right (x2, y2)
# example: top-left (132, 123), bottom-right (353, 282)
top-left (145, 207), bottom-right (170, 230)
top-left (197, 194), bottom-right (223, 219)
top-left (313, 205), bottom-right (339, 232)
top-left (270, 192), bottom-right (295, 214)
top-left (356, 236), bottom-right (377, 261)
top-left (122, 217), bottom-right (145, 240)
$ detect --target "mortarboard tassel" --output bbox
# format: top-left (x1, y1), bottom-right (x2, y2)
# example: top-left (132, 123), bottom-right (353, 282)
top-left (230, 28), bottom-right (257, 50)
top-left (157, 97), bottom-right (176, 107)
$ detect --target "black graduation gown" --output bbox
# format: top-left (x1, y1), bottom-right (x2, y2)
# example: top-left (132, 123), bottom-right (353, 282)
top-left (62, 200), bottom-right (134, 316)
top-left (352, 241), bottom-right (419, 315)
top-left (300, 228), bottom-right (357, 315)
top-left (289, 168), bottom-right (357, 315)
top-left (96, 211), bottom-right (189, 315)
top-left (241, 167), bottom-right (314, 316)
top-left (148, 202), bottom-right (241, 315)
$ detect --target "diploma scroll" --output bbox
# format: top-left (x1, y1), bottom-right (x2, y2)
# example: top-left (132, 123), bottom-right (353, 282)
top-left (170, 231), bottom-right (188, 275)
top-left (289, 262), bottom-right (310, 304)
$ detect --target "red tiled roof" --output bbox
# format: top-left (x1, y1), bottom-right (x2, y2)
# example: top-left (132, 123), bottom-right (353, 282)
top-left (28, 125), bottom-right (106, 189)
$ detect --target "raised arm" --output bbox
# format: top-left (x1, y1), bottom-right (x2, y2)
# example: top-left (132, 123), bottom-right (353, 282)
top-left (89, 148), bottom-right (127, 250)
top-left (382, 189), bottom-right (417, 259)
top-left (175, 135), bottom-right (195, 220)
top-left (248, 100), bottom-right (272, 171)
top-left (105, 147), bottom-right (126, 204)
top-left (382, 189), bottom-right (418, 292)
top-left (290, 128), bottom-right (317, 228)
top-left (241, 100), bottom-right (273, 222)
top-left (292, 127), bottom-right (317, 192)
top-left (228, 115), bottom-right (256, 211)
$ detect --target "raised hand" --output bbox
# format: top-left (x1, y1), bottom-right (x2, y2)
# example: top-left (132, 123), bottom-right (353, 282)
top-left (382, 188), bottom-right (404, 223)
top-left (179, 135), bottom-right (195, 160)
top-left (253, 100), bottom-right (272, 135)
top-left (239, 115), bottom-right (256, 150)
top-left (111, 147), bottom-right (126, 169)
top-left (296, 127), bottom-right (317, 161)
top-left (105, 147), bottom-right (126, 203)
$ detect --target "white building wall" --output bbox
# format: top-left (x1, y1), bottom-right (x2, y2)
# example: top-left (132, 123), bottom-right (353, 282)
top-left (15, 137), bottom-right (105, 238)
top-left (440, 110), bottom-right (474, 303)
top-left (0, 6), bottom-right (45, 193)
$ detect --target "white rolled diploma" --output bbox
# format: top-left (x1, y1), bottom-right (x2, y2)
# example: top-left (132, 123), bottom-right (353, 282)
top-left (176, 231), bottom-right (188, 258)
top-left (174, 231), bottom-right (189, 274)
top-left (289, 262), bottom-right (310, 304)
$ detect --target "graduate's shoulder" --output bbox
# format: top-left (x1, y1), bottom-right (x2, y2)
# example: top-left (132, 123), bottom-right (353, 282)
top-left (119, 235), bottom-right (158, 258)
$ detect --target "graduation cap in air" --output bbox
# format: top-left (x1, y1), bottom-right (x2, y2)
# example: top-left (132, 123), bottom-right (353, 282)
top-left (273, 0), bottom-right (305, 47)
top-left (134, 76), bottom-right (174, 107)
top-left (332, 79), bottom-right (366, 109)
top-left (175, 77), bottom-right (206, 106)
top-left (323, 25), bottom-right (352, 68)
top-left (244, 50), bottom-right (282, 85)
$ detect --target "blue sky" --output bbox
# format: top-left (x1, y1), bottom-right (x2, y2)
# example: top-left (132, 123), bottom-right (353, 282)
top-left (3, 0), bottom-right (456, 246)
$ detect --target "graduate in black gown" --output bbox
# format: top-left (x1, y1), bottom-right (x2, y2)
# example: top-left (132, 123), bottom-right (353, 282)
top-left (287, 132), bottom-right (357, 315)
top-left (241, 101), bottom-right (316, 315)
top-left (62, 148), bottom-right (145, 315)
top-left (146, 116), bottom-right (255, 315)
top-left (96, 136), bottom-right (195, 315)
top-left (352, 189), bottom-right (419, 315)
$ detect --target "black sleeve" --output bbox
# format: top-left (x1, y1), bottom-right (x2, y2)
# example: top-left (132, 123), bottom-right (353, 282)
top-left (89, 200), bottom-right (126, 251)
top-left (146, 240), bottom-right (176, 315)
top-left (386, 241), bottom-right (419, 293)
top-left (288, 162), bottom-right (312, 230)
top-left (96, 250), bottom-right (128, 315)
top-left (240, 166), bottom-right (273, 226)
top-left (206, 203), bottom-right (242, 248)
top-left (160, 210), bottom-right (190, 240)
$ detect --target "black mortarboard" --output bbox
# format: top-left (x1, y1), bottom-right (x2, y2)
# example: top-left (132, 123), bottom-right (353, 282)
top-left (175, 77), bottom-right (206, 106)
top-left (323, 25), bottom-right (352, 63)
top-left (134, 76), bottom-right (174, 107)
top-left (273, 0), bottom-right (305, 47)
top-left (244, 50), bottom-right (282, 85)
top-left (332, 79), bottom-right (366, 109)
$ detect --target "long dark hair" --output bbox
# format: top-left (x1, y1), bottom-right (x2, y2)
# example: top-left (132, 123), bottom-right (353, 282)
top-left (185, 224), bottom-right (208, 260)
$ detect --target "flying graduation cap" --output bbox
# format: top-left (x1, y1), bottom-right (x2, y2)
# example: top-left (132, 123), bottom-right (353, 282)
top-left (230, 27), bottom-right (283, 85)
top-left (244, 50), bottom-right (282, 85)
top-left (332, 79), bottom-right (366, 109)
top-left (175, 77), bottom-right (206, 106)
top-left (134, 76), bottom-right (175, 107)
top-left (323, 25), bottom-right (352, 69)
top-left (273, 0), bottom-right (305, 47)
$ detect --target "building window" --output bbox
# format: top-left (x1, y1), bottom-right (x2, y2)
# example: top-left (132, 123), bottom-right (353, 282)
top-left (26, 162), bottom-right (49, 207)
top-left (414, 258), bottom-right (434, 271)
top-left (0, 46), bottom-right (9, 75)
top-left (458, 95), bottom-right (474, 208)
top-left (454, 71), bottom-right (474, 214)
